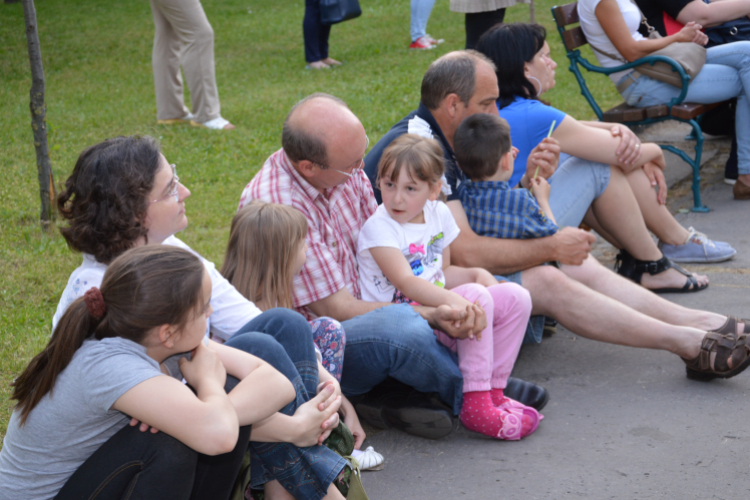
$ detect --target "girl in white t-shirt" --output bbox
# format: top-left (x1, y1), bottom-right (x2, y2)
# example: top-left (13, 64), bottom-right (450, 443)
top-left (357, 134), bottom-right (541, 440)
top-left (220, 201), bottom-right (385, 470)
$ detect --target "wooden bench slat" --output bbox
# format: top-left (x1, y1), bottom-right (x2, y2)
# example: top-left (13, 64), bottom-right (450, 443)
top-left (671, 101), bottom-right (722, 120)
top-left (562, 27), bottom-right (587, 51)
top-left (602, 103), bottom-right (668, 123)
top-left (553, 4), bottom-right (579, 27)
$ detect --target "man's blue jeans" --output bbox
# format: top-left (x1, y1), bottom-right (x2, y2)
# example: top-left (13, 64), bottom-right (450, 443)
top-left (227, 309), bottom-right (347, 500)
top-left (340, 304), bottom-right (464, 415)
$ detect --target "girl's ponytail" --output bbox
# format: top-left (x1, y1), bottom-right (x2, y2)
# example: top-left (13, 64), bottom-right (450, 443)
top-left (12, 298), bottom-right (97, 424)
top-left (12, 246), bottom-right (205, 425)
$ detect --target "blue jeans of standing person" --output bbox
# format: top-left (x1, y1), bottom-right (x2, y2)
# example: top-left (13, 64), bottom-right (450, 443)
top-left (303, 0), bottom-right (330, 63)
top-left (619, 41), bottom-right (750, 175)
top-left (411, 0), bottom-right (436, 42)
top-left (339, 304), bottom-right (464, 415)
top-left (228, 309), bottom-right (348, 500)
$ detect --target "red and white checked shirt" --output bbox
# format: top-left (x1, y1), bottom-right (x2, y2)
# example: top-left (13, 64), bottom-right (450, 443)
top-left (239, 148), bottom-right (377, 320)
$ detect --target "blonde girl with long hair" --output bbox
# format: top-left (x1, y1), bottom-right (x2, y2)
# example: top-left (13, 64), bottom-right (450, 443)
top-left (221, 201), bottom-right (384, 468)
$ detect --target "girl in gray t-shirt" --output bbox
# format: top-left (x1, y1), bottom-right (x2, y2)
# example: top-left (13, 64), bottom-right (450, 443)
top-left (0, 246), bottom-right (308, 500)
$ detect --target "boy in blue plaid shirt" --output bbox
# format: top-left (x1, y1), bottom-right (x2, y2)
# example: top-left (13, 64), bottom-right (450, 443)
top-left (454, 114), bottom-right (558, 240)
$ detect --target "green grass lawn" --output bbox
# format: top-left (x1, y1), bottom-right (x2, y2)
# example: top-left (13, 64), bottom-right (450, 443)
top-left (0, 0), bottom-right (621, 440)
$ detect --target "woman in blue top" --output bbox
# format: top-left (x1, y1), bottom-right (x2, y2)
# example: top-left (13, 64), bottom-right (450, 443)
top-left (476, 23), bottom-right (735, 293)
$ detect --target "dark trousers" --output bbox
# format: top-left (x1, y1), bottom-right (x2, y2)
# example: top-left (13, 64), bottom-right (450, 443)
top-left (55, 309), bottom-right (316, 500)
top-left (303, 0), bottom-right (331, 62)
top-left (465, 8), bottom-right (506, 50)
top-left (55, 375), bottom-right (251, 500)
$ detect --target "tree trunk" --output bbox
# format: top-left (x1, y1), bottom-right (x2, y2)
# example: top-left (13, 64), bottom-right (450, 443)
top-left (21, 0), bottom-right (53, 225)
top-left (530, 1), bottom-right (535, 23)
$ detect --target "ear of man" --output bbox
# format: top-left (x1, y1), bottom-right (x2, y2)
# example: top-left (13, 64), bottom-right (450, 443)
top-left (296, 160), bottom-right (318, 180)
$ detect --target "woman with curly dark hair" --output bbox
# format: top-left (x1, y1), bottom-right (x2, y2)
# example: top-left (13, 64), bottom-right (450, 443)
top-left (51, 135), bottom-right (351, 500)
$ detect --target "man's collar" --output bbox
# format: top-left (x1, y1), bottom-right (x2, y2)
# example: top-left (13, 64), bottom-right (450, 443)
top-left (281, 150), bottom-right (326, 201)
top-left (416, 103), bottom-right (455, 159)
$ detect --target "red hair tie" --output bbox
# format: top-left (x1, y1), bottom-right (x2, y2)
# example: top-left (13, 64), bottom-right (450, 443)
top-left (83, 287), bottom-right (107, 318)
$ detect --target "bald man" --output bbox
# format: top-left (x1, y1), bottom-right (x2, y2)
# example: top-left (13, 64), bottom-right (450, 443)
top-left (239, 93), bottom-right (547, 439)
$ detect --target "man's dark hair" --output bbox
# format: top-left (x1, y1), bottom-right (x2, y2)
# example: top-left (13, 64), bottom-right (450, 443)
top-left (58, 135), bottom-right (162, 264)
top-left (454, 114), bottom-right (511, 181)
top-left (420, 50), bottom-right (496, 110)
top-left (475, 23), bottom-right (547, 108)
top-left (281, 92), bottom-right (348, 167)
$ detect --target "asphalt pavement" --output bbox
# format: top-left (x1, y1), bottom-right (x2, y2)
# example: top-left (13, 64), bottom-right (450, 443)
top-left (359, 126), bottom-right (750, 499)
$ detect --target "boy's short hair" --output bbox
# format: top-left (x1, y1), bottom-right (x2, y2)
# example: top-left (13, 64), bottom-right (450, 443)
top-left (454, 114), bottom-right (512, 181)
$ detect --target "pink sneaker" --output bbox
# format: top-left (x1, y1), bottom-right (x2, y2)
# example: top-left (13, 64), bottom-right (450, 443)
top-left (497, 399), bottom-right (542, 439)
top-left (409, 36), bottom-right (435, 50)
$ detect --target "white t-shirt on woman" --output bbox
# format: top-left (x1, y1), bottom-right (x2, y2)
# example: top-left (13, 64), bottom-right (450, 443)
top-left (52, 236), bottom-right (262, 341)
top-left (578, 0), bottom-right (645, 83)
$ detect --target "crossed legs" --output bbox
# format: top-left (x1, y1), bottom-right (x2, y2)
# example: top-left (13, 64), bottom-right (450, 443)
top-left (521, 260), bottom-right (727, 361)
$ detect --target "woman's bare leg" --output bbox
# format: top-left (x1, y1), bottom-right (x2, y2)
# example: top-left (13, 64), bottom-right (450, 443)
top-left (626, 168), bottom-right (690, 245)
top-left (583, 168), bottom-right (708, 289)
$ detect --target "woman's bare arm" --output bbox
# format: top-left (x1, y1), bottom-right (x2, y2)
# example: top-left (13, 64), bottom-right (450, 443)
top-left (595, 0), bottom-right (705, 61)
top-left (678, 0), bottom-right (750, 28)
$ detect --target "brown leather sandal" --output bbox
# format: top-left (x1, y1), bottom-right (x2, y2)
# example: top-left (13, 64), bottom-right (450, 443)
top-left (712, 316), bottom-right (750, 339)
top-left (683, 332), bottom-right (750, 381)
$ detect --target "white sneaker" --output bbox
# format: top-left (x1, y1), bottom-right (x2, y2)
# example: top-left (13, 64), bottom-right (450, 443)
top-left (351, 446), bottom-right (385, 471)
top-left (190, 116), bottom-right (235, 130)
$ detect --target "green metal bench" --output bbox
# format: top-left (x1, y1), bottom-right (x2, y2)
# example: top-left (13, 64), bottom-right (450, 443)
top-left (552, 2), bottom-right (726, 212)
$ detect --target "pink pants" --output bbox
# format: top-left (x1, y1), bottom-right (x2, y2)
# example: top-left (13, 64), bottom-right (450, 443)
top-left (434, 282), bottom-right (532, 393)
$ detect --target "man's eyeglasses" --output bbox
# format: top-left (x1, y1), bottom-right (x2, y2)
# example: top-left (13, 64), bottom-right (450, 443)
top-left (150, 164), bottom-right (180, 204)
top-left (315, 135), bottom-right (369, 177)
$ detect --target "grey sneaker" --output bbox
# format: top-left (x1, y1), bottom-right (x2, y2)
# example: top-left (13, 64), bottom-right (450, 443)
top-left (659, 227), bottom-right (736, 263)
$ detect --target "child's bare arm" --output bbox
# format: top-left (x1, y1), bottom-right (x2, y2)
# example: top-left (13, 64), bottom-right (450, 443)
top-left (369, 246), bottom-right (474, 311)
top-left (529, 177), bottom-right (557, 225)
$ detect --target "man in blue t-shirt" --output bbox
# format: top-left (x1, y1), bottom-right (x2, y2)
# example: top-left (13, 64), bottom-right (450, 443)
top-left (364, 50), bottom-right (736, 379)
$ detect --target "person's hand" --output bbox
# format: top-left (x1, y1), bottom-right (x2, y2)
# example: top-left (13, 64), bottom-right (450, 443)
top-left (129, 418), bottom-right (159, 434)
top-left (525, 137), bottom-right (560, 182)
top-left (342, 403), bottom-right (367, 450)
top-left (676, 21), bottom-right (708, 45)
top-left (551, 227), bottom-right (595, 265)
top-left (529, 177), bottom-right (551, 202)
top-left (430, 303), bottom-right (486, 340)
top-left (642, 161), bottom-right (668, 205)
top-left (610, 124), bottom-right (642, 165)
top-left (291, 382), bottom-right (342, 447)
top-left (179, 342), bottom-right (227, 392)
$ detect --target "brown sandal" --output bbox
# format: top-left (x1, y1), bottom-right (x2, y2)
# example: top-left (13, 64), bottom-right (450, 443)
top-left (712, 316), bottom-right (750, 339)
top-left (684, 332), bottom-right (750, 381)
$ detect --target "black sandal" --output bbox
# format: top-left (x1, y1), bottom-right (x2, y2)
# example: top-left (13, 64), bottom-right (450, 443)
top-left (683, 332), bottom-right (750, 381)
top-left (614, 250), bottom-right (708, 294)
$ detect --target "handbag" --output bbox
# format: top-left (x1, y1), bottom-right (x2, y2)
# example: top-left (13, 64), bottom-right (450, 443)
top-left (320, 0), bottom-right (362, 25)
top-left (704, 17), bottom-right (750, 48)
top-left (589, 0), bottom-right (706, 89)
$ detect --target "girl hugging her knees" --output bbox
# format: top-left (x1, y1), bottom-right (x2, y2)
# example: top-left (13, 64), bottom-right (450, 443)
top-left (357, 133), bottom-right (542, 440)
top-left (221, 201), bottom-right (384, 468)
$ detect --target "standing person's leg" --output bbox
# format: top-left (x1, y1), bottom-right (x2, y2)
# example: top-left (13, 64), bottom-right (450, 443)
top-left (154, 0), bottom-right (221, 124)
top-left (410, 0), bottom-right (437, 43)
top-left (150, 0), bottom-right (190, 122)
top-left (304, 0), bottom-right (325, 64)
top-left (464, 8), bottom-right (505, 50)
